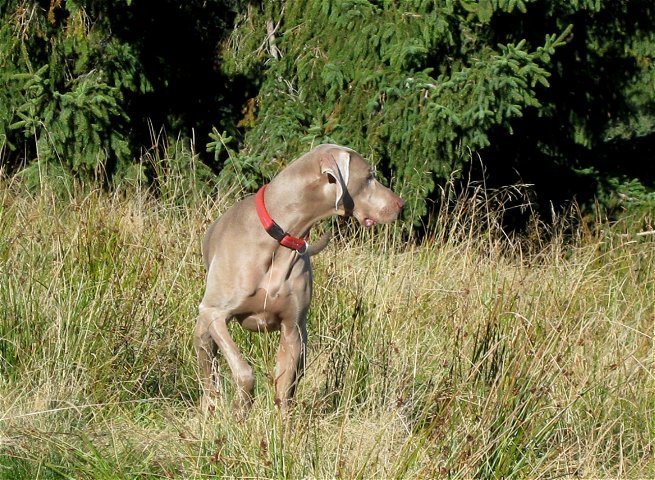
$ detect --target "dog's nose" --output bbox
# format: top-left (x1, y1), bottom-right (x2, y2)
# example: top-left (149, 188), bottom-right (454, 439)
top-left (396, 197), bottom-right (405, 212)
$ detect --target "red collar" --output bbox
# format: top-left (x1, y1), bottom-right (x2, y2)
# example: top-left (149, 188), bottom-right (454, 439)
top-left (255, 184), bottom-right (308, 254)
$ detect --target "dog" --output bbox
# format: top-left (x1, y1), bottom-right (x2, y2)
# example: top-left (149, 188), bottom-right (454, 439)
top-left (194, 144), bottom-right (404, 413)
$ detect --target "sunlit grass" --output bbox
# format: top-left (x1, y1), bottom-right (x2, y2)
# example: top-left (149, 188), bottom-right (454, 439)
top-left (0, 169), bottom-right (653, 478)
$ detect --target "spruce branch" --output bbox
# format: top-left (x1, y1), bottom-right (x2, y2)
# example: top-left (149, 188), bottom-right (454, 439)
top-left (265, 19), bottom-right (282, 60)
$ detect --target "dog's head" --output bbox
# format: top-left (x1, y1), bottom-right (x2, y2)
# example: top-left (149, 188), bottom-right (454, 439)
top-left (318, 145), bottom-right (404, 227)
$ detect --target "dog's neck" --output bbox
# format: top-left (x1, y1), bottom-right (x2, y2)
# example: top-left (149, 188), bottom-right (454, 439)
top-left (264, 171), bottom-right (336, 238)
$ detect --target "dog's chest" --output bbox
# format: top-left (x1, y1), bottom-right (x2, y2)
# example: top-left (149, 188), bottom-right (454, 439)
top-left (257, 252), bottom-right (311, 299)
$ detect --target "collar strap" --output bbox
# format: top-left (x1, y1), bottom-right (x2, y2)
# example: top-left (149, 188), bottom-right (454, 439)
top-left (255, 184), bottom-right (308, 254)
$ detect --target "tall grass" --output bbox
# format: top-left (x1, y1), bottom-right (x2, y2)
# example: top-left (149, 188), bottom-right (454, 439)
top-left (0, 164), bottom-right (653, 478)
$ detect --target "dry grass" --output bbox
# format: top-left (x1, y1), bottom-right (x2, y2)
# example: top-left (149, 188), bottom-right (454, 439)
top-left (0, 171), bottom-right (653, 479)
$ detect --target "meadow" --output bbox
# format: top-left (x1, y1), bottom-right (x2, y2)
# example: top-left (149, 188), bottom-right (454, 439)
top-left (0, 159), bottom-right (653, 479)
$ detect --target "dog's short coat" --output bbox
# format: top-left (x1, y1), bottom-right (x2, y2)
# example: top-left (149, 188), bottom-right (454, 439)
top-left (195, 144), bottom-right (404, 413)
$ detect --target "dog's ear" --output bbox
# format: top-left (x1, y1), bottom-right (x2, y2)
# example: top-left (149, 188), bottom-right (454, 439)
top-left (320, 150), bottom-right (350, 209)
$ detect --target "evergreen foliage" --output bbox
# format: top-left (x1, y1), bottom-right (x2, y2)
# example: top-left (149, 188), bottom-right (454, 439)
top-left (1, 0), bottom-right (653, 222)
top-left (476, 0), bottom-right (655, 215)
top-left (0, 0), bottom-right (247, 183)
top-left (0, 0), bottom-right (141, 179)
top-left (219, 0), bottom-right (655, 222)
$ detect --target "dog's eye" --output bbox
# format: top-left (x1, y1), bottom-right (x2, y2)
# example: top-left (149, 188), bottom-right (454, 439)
top-left (367, 172), bottom-right (375, 183)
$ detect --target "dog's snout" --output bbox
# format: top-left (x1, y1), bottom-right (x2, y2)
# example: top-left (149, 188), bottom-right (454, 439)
top-left (396, 197), bottom-right (405, 212)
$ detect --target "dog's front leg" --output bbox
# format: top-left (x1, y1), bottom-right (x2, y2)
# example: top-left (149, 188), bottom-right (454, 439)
top-left (193, 314), bottom-right (219, 412)
top-left (202, 306), bottom-right (255, 414)
top-left (274, 319), bottom-right (307, 410)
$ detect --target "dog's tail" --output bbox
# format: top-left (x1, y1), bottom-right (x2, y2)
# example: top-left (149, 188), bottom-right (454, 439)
top-left (307, 231), bottom-right (332, 256)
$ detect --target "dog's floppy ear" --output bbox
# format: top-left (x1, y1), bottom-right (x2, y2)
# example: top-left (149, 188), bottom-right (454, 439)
top-left (320, 150), bottom-right (350, 210)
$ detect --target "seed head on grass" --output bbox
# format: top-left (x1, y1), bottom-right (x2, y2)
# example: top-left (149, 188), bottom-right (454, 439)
top-left (0, 171), bottom-right (653, 478)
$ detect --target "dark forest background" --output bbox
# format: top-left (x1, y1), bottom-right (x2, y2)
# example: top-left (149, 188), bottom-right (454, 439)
top-left (1, 0), bottom-right (654, 226)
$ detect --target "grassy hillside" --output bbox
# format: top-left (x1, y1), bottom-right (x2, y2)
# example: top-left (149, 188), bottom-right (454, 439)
top-left (0, 170), bottom-right (653, 478)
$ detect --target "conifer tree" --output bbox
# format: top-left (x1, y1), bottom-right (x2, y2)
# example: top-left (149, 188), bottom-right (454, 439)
top-left (2, 0), bottom-right (653, 219)
top-left (219, 0), bottom-right (655, 221)
top-left (0, 0), bottom-right (140, 179)
top-left (0, 0), bottom-right (245, 183)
